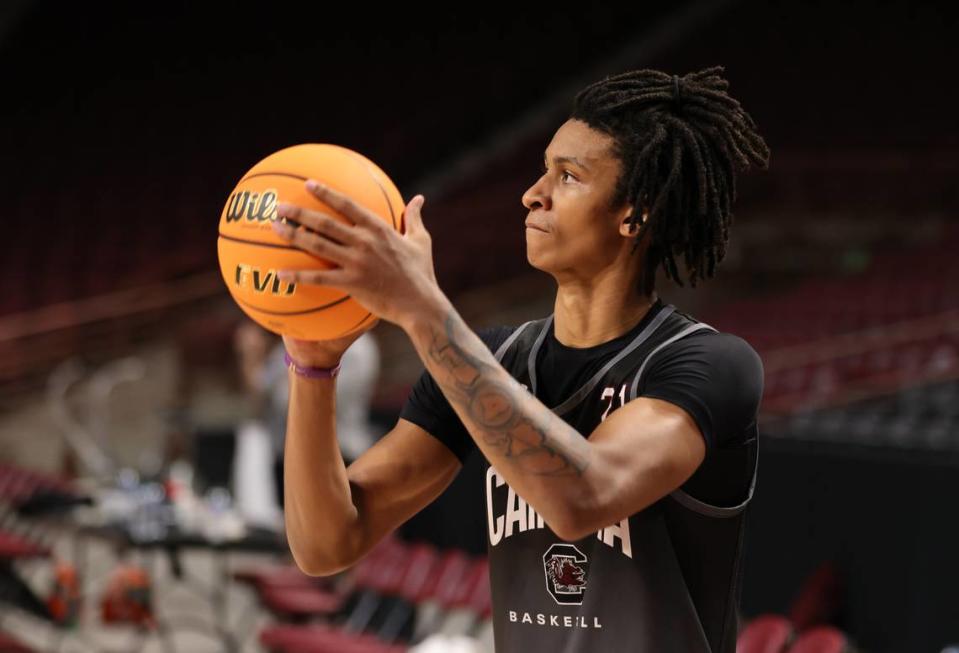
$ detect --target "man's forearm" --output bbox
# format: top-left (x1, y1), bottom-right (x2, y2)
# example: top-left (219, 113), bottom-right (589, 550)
top-left (403, 291), bottom-right (598, 538)
top-left (284, 371), bottom-right (362, 574)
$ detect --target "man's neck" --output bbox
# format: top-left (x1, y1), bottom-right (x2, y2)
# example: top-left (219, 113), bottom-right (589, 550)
top-left (552, 285), bottom-right (658, 348)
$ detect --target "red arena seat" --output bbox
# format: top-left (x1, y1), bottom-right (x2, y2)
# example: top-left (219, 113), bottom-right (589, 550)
top-left (737, 614), bottom-right (793, 653)
top-left (0, 631), bottom-right (37, 653)
top-left (0, 530), bottom-right (50, 560)
top-left (788, 626), bottom-right (849, 653)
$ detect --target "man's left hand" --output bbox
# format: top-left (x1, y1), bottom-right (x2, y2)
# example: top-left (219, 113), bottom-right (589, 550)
top-left (271, 179), bottom-right (441, 329)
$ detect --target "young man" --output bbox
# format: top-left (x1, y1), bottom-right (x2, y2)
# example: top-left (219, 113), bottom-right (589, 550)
top-left (272, 66), bottom-right (770, 652)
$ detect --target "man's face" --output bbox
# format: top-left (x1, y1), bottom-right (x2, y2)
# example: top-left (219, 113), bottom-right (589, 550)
top-left (521, 119), bottom-right (632, 279)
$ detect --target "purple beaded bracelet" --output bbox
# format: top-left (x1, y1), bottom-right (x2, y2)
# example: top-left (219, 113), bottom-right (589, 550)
top-left (284, 351), bottom-right (341, 379)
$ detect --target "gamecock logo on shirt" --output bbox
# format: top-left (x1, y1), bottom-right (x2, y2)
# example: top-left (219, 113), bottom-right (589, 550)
top-left (543, 543), bottom-right (590, 606)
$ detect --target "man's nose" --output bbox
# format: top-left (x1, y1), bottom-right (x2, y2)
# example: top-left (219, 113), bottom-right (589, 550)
top-left (522, 176), bottom-right (550, 210)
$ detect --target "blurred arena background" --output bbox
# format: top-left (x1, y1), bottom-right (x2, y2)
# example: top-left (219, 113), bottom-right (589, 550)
top-left (0, 1), bottom-right (957, 651)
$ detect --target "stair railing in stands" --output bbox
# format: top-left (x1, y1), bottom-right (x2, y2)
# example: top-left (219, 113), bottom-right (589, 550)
top-left (760, 308), bottom-right (959, 415)
top-left (0, 272), bottom-right (226, 397)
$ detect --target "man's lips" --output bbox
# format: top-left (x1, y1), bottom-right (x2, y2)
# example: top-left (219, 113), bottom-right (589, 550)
top-left (525, 219), bottom-right (549, 232)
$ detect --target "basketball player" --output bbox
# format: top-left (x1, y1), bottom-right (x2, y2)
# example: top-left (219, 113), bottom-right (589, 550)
top-left (271, 66), bottom-right (770, 652)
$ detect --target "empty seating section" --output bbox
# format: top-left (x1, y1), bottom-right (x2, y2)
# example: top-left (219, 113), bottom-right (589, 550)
top-left (775, 378), bottom-right (959, 450)
top-left (0, 460), bottom-right (492, 651)
top-left (700, 226), bottom-right (959, 417)
top-left (1, 2), bottom-right (689, 318)
top-left (249, 536), bottom-right (492, 652)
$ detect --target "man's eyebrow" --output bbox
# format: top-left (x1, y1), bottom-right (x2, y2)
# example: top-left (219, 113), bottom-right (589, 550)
top-left (544, 153), bottom-right (591, 171)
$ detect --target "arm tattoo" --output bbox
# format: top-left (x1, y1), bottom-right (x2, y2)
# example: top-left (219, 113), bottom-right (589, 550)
top-left (425, 311), bottom-right (591, 477)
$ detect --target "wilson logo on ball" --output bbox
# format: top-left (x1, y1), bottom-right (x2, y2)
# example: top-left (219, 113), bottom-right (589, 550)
top-left (234, 264), bottom-right (296, 296)
top-left (225, 189), bottom-right (278, 223)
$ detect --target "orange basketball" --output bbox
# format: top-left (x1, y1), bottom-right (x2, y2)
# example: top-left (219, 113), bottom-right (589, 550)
top-left (217, 144), bottom-right (405, 340)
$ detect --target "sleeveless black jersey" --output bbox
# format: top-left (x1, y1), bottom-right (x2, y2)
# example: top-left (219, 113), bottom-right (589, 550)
top-left (482, 300), bottom-right (759, 653)
top-left (400, 298), bottom-right (762, 652)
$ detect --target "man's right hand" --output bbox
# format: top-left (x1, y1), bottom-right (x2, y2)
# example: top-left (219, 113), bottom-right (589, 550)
top-left (282, 318), bottom-right (380, 369)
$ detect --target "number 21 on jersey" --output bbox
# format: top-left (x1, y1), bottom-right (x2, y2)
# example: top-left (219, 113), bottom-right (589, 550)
top-left (600, 384), bottom-right (628, 422)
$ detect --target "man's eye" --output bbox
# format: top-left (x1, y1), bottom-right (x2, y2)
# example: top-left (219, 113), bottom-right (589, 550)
top-left (542, 165), bottom-right (575, 183)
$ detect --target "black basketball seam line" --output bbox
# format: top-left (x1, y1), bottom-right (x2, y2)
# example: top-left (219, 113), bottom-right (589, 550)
top-left (335, 149), bottom-right (399, 231)
top-left (235, 293), bottom-right (353, 316)
top-left (340, 311), bottom-right (375, 335)
top-left (238, 162), bottom-right (399, 231)
top-left (239, 171), bottom-right (308, 183)
top-left (218, 232), bottom-right (303, 251)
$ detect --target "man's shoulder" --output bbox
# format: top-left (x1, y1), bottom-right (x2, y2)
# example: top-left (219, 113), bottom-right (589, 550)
top-left (644, 325), bottom-right (765, 400)
top-left (641, 321), bottom-right (764, 450)
top-left (666, 327), bottom-right (763, 371)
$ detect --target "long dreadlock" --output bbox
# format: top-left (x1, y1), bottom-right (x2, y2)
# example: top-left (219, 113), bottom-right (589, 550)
top-left (569, 66), bottom-right (770, 296)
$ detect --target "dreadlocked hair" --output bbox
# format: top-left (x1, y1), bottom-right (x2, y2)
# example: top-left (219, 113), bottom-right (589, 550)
top-left (569, 65), bottom-right (770, 296)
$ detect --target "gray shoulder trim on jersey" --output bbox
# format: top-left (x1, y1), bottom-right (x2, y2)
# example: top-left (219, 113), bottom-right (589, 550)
top-left (669, 444), bottom-right (759, 518)
top-left (493, 320), bottom-right (537, 363)
top-left (550, 305), bottom-right (676, 416)
top-left (527, 315), bottom-right (554, 395)
top-left (627, 322), bottom-right (718, 402)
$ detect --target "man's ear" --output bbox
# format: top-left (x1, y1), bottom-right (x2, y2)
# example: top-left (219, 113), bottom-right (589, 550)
top-left (618, 209), bottom-right (649, 238)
